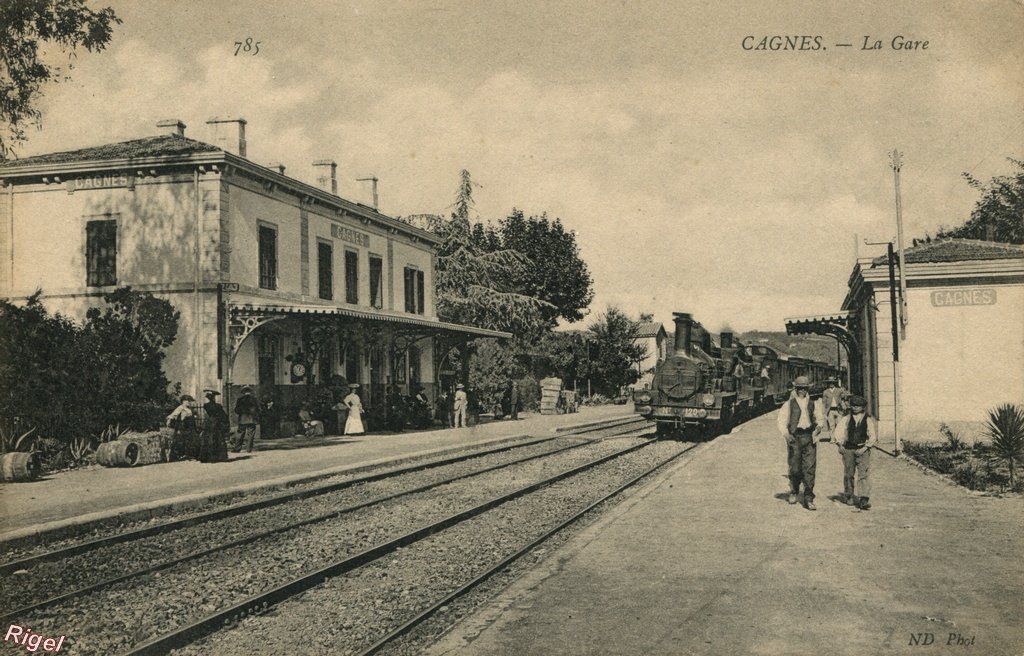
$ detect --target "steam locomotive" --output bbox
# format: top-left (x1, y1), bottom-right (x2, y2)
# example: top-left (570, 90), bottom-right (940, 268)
top-left (633, 312), bottom-right (840, 437)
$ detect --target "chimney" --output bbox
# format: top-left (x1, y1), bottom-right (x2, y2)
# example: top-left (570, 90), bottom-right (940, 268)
top-left (157, 119), bottom-right (186, 138)
top-left (313, 160), bottom-right (338, 195)
top-left (672, 312), bottom-right (693, 355)
top-left (206, 117), bottom-right (247, 157)
top-left (720, 331), bottom-right (733, 349)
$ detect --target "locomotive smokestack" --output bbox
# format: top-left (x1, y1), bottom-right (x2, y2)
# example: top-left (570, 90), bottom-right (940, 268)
top-left (673, 312), bottom-right (693, 355)
top-left (721, 332), bottom-right (733, 349)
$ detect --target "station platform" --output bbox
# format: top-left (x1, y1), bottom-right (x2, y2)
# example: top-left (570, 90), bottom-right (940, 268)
top-left (427, 412), bottom-right (1024, 656)
top-left (0, 406), bottom-right (633, 549)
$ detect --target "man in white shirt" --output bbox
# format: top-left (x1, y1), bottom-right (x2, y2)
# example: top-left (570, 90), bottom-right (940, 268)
top-left (822, 379), bottom-right (843, 434)
top-left (832, 395), bottom-right (877, 510)
top-left (453, 383), bottom-right (468, 428)
top-left (776, 376), bottom-right (825, 510)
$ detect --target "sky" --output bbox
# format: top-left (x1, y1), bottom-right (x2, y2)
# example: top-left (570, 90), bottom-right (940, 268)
top-left (18, 0), bottom-right (1024, 331)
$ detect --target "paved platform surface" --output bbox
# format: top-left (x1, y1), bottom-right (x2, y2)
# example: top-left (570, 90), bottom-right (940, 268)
top-left (427, 412), bottom-right (1024, 656)
top-left (0, 406), bottom-right (632, 546)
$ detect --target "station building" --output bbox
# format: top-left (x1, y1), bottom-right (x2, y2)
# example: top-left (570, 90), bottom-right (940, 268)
top-left (787, 239), bottom-right (1024, 451)
top-left (0, 119), bottom-right (507, 421)
top-left (634, 321), bottom-right (669, 374)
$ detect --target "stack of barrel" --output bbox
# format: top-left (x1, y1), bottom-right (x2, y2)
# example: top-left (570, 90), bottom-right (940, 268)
top-left (540, 377), bottom-right (562, 415)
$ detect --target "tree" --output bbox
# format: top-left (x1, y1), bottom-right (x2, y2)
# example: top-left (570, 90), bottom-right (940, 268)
top-left (0, 0), bottom-right (121, 160)
top-left (83, 287), bottom-right (180, 429)
top-left (432, 170), bottom-right (553, 336)
top-left (587, 307), bottom-right (647, 396)
top-left (494, 209), bottom-right (594, 324)
top-left (935, 158), bottom-right (1024, 244)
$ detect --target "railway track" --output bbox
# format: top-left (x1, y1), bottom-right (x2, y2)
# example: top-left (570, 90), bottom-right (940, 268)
top-left (140, 429), bottom-right (687, 656)
top-left (1, 417), bottom-right (654, 654)
top-left (166, 433), bottom-right (697, 656)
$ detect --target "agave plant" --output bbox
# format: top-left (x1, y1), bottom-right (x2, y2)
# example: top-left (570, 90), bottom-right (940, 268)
top-left (0, 425), bottom-right (36, 455)
top-left (984, 403), bottom-right (1024, 490)
top-left (68, 434), bottom-right (95, 467)
top-left (98, 424), bottom-right (130, 443)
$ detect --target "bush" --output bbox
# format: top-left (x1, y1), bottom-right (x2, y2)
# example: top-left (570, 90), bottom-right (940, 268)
top-left (583, 393), bottom-right (611, 406)
top-left (0, 288), bottom-right (179, 471)
top-left (517, 376), bottom-right (541, 412)
top-left (939, 422), bottom-right (967, 451)
top-left (984, 403), bottom-right (1024, 489)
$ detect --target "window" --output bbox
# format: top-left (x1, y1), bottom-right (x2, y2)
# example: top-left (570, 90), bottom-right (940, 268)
top-left (257, 334), bottom-right (278, 386)
top-left (317, 342), bottom-right (333, 385)
top-left (408, 346), bottom-right (421, 386)
top-left (416, 269), bottom-right (425, 315)
top-left (404, 266), bottom-right (425, 314)
top-left (86, 220), bottom-right (117, 287)
top-left (342, 342), bottom-right (361, 385)
top-left (369, 255), bottom-right (383, 309)
top-left (395, 352), bottom-right (407, 384)
top-left (258, 225), bottom-right (277, 290)
top-left (318, 241), bottom-right (333, 300)
top-left (345, 250), bottom-right (359, 304)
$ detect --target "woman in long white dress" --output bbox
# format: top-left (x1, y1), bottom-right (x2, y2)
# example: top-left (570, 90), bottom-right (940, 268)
top-left (343, 384), bottom-right (365, 435)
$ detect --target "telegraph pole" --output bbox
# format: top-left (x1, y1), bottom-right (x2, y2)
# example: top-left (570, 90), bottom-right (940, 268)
top-left (890, 149), bottom-right (908, 336)
top-left (865, 238), bottom-right (902, 455)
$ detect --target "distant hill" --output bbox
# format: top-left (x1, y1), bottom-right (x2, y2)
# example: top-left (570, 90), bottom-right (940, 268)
top-left (737, 331), bottom-right (839, 365)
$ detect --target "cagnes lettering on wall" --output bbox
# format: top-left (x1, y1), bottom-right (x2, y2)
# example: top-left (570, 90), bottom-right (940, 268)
top-left (930, 288), bottom-right (997, 307)
top-left (66, 172), bottom-right (134, 193)
top-left (331, 223), bottom-right (369, 247)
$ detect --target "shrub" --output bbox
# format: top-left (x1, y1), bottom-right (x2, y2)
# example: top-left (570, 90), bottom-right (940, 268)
top-left (984, 403), bottom-right (1024, 489)
top-left (516, 376), bottom-right (541, 412)
top-left (939, 422), bottom-right (966, 451)
top-left (0, 288), bottom-right (179, 471)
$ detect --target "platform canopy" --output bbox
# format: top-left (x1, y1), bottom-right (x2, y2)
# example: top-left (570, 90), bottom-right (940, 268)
top-left (784, 312), bottom-right (858, 378)
top-left (230, 302), bottom-right (511, 341)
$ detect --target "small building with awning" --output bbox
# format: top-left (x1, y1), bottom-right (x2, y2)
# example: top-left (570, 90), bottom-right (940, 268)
top-left (787, 239), bottom-right (1024, 451)
top-left (0, 119), bottom-right (509, 425)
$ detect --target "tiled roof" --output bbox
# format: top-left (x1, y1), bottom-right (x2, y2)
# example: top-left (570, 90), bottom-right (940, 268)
top-left (871, 239), bottom-right (1024, 267)
top-left (0, 135), bottom-right (221, 169)
top-left (635, 321), bottom-right (665, 338)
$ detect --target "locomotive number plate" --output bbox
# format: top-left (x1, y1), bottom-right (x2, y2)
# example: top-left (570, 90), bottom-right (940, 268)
top-left (682, 407), bottom-right (706, 418)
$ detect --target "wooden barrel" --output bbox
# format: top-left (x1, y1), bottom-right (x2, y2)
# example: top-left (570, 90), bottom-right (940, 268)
top-left (1, 452), bottom-right (41, 482)
top-left (96, 440), bottom-right (140, 467)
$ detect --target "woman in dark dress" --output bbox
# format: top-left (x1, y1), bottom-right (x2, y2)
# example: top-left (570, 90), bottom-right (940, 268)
top-left (201, 389), bottom-right (230, 462)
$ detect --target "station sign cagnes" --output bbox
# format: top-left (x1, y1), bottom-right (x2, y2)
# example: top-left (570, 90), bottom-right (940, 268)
top-left (930, 288), bottom-right (997, 307)
top-left (331, 223), bottom-right (370, 247)
top-left (65, 172), bottom-right (134, 193)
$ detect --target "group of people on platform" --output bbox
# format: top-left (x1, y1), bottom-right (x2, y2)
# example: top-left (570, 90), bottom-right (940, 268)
top-left (163, 375), bottom-right (518, 462)
top-left (776, 376), bottom-right (876, 511)
top-left (163, 389), bottom-right (232, 463)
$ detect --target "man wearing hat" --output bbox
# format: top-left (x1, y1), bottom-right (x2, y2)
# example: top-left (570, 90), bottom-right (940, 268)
top-left (453, 383), bottom-right (468, 428)
top-left (776, 375), bottom-right (825, 510)
top-left (233, 386), bottom-right (260, 453)
top-left (832, 395), bottom-right (877, 510)
top-left (822, 379), bottom-right (843, 435)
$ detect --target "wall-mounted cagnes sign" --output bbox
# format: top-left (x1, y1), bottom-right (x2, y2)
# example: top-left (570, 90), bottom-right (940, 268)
top-left (66, 172), bottom-right (134, 193)
top-left (331, 223), bottom-right (370, 247)
top-left (930, 288), bottom-right (997, 307)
